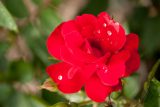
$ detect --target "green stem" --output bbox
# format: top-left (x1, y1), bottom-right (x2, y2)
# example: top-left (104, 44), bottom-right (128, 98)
top-left (140, 59), bottom-right (160, 103)
top-left (79, 100), bottom-right (92, 106)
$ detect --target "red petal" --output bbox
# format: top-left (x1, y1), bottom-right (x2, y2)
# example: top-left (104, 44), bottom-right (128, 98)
top-left (85, 75), bottom-right (113, 102)
top-left (75, 14), bottom-right (97, 38)
top-left (113, 80), bottom-right (122, 91)
top-left (123, 33), bottom-right (140, 76)
top-left (125, 51), bottom-right (140, 76)
top-left (97, 12), bottom-right (111, 24)
top-left (124, 33), bottom-right (139, 51)
top-left (46, 62), bottom-right (98, 93)
top-left (96, 13), bottom-right (126, 52)
top-left (61, 21), bottom-right (84, 48)
top-left (111, 50), bottom-right (130, 62)
top-left (60, 21), bottom-right (97, 65)
top-left (97, 62), bottom-right (125, 86)
top-left (97, 51), bottom-right (130, 86)
top-left (46, 62), bottom-right (83, 93)
top-left (46, 24), bottom-right (64, 59)
top-left (60, 46), bottom-right (96, 66)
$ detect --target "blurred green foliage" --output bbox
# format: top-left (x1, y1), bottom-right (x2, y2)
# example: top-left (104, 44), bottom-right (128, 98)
top-left (0, 0), bottom-right (160, 107)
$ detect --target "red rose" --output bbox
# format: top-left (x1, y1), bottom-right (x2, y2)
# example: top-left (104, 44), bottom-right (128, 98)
top-left (46, 12), bottom-right (140, 102)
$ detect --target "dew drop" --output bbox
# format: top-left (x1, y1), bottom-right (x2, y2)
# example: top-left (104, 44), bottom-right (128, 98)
top-left (103, 23), bottom-right (107, 27)
top-left (97, 30), bottom-right (101, 34)
top-left (114, 22), bottom-right (120, 32)
top-left (110, 41), bottom-right (113, 45)
top-left (58, 75), bottom-right (63, 80)
top-left (107, 30), bottom-right (112, 36)
top-left (115, 22), bottom-right (119, 26)
top-left (105, 69), bottom-right (108, 73)
top-left (102, 66), bottom-right (108, 73)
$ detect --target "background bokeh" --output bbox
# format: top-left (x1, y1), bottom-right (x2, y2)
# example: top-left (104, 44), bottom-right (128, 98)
top-left (0, 0), bottom-right (160, 107)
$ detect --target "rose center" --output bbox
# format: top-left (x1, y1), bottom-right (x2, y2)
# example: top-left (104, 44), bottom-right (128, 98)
top-left (89, 40), bottom-right (105, 57)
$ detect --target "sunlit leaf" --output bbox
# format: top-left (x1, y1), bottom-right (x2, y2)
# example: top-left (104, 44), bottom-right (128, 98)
top-left (64, 91), bottom-right (86, 103)
top-left (41, 78), bottom-right (58, 92)
top-left (0, 1), bottom-right (18, 32)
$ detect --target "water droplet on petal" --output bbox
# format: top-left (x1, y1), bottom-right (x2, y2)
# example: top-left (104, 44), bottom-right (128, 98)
top-left (102, 67), bottom-right (105, 70)
top-left (103, 23), bottom-right (107, 27)
top-left (114, 22), bottom-right (120, 32)
top-left (97, 30), bottom-right (101, 34)
top-left (58, 75), bottom-right (63, 80)
top-left (110, 41), bottom-right (113, 45)
top-left (115, 22), bottom-right (119, 26)
top-left (102, 66), bottom-right (108, 73)
top-left (107, 30), bottom-right (112, 36)
top-left (105, 69), bottom-right (108, 73)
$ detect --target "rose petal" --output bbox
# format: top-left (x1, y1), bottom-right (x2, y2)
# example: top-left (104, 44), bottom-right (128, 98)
top-left (60, 21), bottom-right (97, 65)
top-left (75, 14), bottom-right (97, 38)
top-left (97, 62), bottom-right (125, 86)
top-left (98, 12), bottom-right (111, 24)
top-left (85, 75), bottom-right (112, 102)
top-left (111, 50), bottom-right (130, 62)
top-left (46, 62), bottom-right (98, 93)
top-left (124, 33), bottom-right (139, 51)
top-left (125, 51), bottom-right (140, 76)
top-left (47, 24), bottom-right (64, 59)
top-left (96, 12), bottom-right (126, 52)
top-left (113, 80), bottom-right (122, 91)
top-left (46, 62), bottom-right (83, 93)
top-left (61, 21), bottom-right (84, 48)
top-left (97, 51), bottom-right (130, 86)
top-left (60, 46), bottom-right (96, 66)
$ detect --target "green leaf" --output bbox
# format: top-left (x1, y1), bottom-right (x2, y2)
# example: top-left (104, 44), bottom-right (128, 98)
top-left (50, 102), bottom-right (70, 107)
top-left (0, 83), bottom-right (12, 103)
top-left (147, 59), bottom-right (160, 84)
top-left (39, 8), bottom-right (61, 35)
top-left (2, 0), bottom-right (29, 18)
top-left (141, 59), bottom-right (160, 102)
top-left (0, 42), bottom-right (10, 71)
top-left (28, 96), bottom-right (48, 107)
top-left (110, 91), bottom-right (121, 100)
top-left (50, 102), bottom-right (78, 107)
top-left (0, 1), bottom-right (18, 32)
top-left (64, 91), bottom-right (86, 103)
top-left (4, 92), bottom-right (48, 107)
top-left (42, 89), bottom-right (66, 105)
top-left (9, 60), bottom-right (33, 82)
top-left (123, 73), bottom-right (140, 99)
top-left (4, 92), bottom-right (30, 107)
top-left (144, 78), bottom-right (160, 107)
top-left (41, 78), bottom-right (58, 92)
top-left (20, 23), bottom-right (52, 65)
